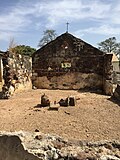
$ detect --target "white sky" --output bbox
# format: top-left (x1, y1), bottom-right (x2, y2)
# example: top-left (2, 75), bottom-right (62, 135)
top-left (0, 0), bottom-right (120, 51)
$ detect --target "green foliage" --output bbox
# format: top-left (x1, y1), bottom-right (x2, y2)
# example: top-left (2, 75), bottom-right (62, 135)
top-left (38, 29), bottom-right (57, 48)
top-left (98, 37), bottom-right (120, 56)
top-left (12, 45), bottom-right (36, 56)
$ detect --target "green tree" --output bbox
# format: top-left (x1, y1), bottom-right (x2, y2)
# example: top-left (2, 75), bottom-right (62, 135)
top-left (38, 29), bottom-right (57, 48)
top-left (98, 37), bottom-right (120, 56)
top-left (11, 45), bottom-right (36, 57)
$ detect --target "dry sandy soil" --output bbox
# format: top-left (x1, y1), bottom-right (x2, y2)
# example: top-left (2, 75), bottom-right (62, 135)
top-left (0, 89), bottom-right (120, 142)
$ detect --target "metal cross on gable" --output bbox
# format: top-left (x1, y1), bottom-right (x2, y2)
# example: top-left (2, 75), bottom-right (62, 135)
top-left (66, 22), bottom-right (69, 33)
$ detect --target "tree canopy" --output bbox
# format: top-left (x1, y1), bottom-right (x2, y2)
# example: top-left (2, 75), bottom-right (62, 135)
top-left (9, 45), bottom-right (36, 57)
top-left (38, 29), bottom-right (57, 48)
top-left (98, 37), bottom-right (120, 56)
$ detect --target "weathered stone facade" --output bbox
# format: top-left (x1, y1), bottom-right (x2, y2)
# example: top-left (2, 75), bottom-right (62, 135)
top-left (103, 54), bottom-right (113, 95)
top-left (0, 52), bottom-right (4, 90)
top-left (32, 33), bottom-right (113, 94)
top-left (0, 56), bottom-right (3, 83)
top-left (1, 51), bottom-right (32, 98)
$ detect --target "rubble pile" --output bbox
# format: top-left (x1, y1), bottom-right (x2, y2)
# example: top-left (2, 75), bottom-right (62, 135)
top-left (2, 51), bottom-right (32, 98)
top-left (0, 131), bottom-right (120, 160)
top-left (58, 96), bottom-right (75, 107)
top-left (40, 94), bottom-right (75, 108)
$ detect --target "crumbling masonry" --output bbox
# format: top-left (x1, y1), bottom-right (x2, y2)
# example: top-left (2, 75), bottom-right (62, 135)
top-left (1, 51), bottom-right (32, 98)
top-left (32, 33), bottom-right (113, 95)
top-left (0, 33), bottom-right (114, 97)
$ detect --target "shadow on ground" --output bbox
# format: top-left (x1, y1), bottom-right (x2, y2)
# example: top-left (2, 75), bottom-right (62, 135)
top-left (78, 88), bottom-right (104, 95)
top-left (34, 104), bottom-right (42, 108)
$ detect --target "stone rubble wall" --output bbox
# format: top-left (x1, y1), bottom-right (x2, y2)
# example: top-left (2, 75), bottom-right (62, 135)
top-left (32, 33), bottom-right (113, 95)
top-left (0, 131), bottom-right (120, 160)
top-left (103, 54), bottom-right (113, 95)
top-left (2, 51), bottom-right (32, 98)
top-left (32, 33), bottom-right (105, 91)
top-left (0, 56), bottom-right (3, 90)
top-left (0, 57), bottom-right (3, 82)
top-left (33, 72), bottom-right (103, 90)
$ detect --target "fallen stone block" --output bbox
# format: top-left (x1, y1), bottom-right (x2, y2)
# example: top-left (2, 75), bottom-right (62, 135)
top-left (48, 104), bottom-right (59, 111)
top-left (58, 97), bottom-right (69, 107)
top-left (69, 96), bottom-right (75, 106)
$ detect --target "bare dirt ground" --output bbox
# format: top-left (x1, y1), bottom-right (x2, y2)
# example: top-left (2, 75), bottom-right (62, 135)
top-left (0, 89), bottom-right (120, 142)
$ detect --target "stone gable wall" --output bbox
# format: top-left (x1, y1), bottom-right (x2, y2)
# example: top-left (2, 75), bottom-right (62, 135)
top-left (32, 33), bottom-right (113, 94)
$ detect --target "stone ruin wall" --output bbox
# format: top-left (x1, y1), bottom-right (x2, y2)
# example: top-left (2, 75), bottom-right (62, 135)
top-left (0, 57), bottom-right (3, 82)
top-left (103, 54), bottom-right (113, 95)
top-left (0, 56), bottom-right (3, 90)
top-left (32, 34), bottom-right (113, 95)
top-left (2, 51), bottom-right (32, 98)
top-left (0, 131), bottom-right (120, 160)
top-left (33, 72), bottom-right (103, 90)
top-left (113, 84), bottom-right (120, 100)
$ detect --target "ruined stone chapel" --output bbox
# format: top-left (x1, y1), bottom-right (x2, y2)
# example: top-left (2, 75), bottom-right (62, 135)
top-left (32, 32), bottom-right (113, 95)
